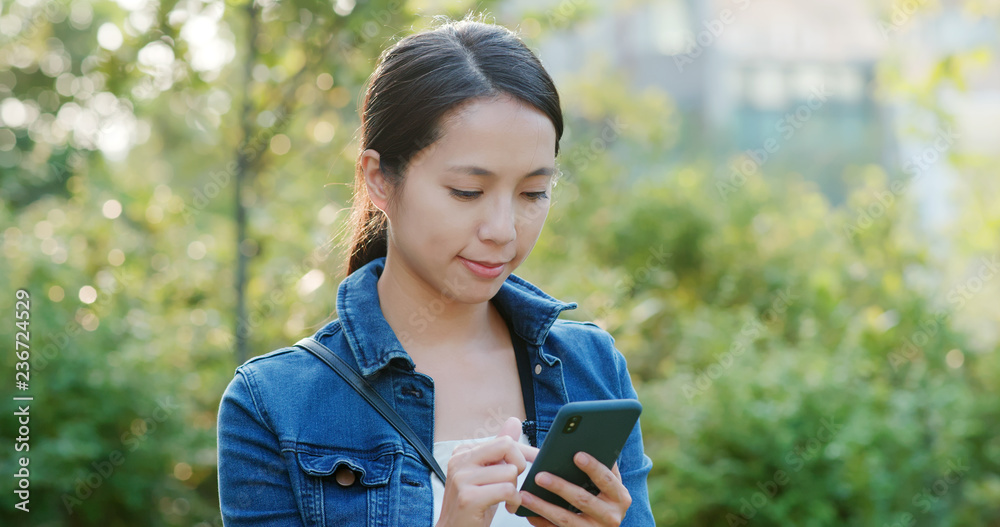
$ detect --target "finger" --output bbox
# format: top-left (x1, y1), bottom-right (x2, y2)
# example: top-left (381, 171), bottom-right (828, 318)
top-left (450, 462), bottom-right (521, 488)
top-left (517, 442), bottom-right (540, 463)
top-left (496, 416), bottom-right (536, 469)
top-left (504, 490), bottom-right (524, 515)
top-left (448, 442), bottom-right (482, 475)
top-left (526, 514), bottom-right (557, 527)
top-left (574, 452), bottom-right (627, 503)
top-left (451, 436), bottom-right (527, 473)
top-left (492, 436), bottom-right (528, 473)
top-left (455, 481), bottom-right (522, 512)
top-left (531, 466), bottom-right (624, 525)
top-left (533, 470), bottom-right (599, 513)
top-left (482, 482), bottom-right (522, 514)
top-left (519, 489), bottom-right (581, 527)
top-left (497, 416), bottom-right (523, 441)
top-left (452, 441), bottom-right (476, 458)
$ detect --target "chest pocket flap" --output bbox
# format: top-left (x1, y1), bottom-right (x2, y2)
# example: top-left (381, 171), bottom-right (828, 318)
top-left (293, 445), bottom-right (398, 487)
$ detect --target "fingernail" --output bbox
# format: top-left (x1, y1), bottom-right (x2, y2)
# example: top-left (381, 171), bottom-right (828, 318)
top-left (576, 452), bottom-right (589, 466)
top-left (536, 473), bottom-right (551, 486)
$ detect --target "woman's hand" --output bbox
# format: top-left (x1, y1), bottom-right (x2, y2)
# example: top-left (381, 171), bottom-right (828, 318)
top-left (435, 417), bottom-right (538, 527)
top-left (519, 452), bottom-right (632, 527)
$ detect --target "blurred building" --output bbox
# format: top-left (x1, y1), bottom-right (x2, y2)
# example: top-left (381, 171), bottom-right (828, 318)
top-left (503, 0), bottom-right (999, 208)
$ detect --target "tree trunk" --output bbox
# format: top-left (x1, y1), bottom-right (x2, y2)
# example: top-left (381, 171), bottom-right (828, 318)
top-left (235, 0), bottom-right (260, 366)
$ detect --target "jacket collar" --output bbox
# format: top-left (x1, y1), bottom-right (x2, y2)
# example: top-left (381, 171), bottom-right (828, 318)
top-left (334, 257), bottom-right (577, 377)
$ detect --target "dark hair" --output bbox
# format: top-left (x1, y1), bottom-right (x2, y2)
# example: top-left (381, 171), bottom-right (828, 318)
top-left (341, 14), bottom-right (564, 276)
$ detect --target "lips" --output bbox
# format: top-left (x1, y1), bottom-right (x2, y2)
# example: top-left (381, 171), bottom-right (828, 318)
top-left (466, 259), bottom-right (506, 267)
top-left (459, 257), bottom-right (508, 279)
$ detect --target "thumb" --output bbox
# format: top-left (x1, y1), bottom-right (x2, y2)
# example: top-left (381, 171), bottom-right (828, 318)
top-left (497, 416), bottom-right (522, 442)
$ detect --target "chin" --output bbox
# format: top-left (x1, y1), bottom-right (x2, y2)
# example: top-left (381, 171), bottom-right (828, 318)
top-left (438, 273), bottom-right (502, 304)
top-left (452, 282), bottom-right (503, 304)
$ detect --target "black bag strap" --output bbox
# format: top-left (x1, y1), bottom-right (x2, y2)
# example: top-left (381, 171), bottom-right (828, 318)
top-left (294, 337), bottom-right (447, 485)
top-left (506, 319), bottom-right (538, 447)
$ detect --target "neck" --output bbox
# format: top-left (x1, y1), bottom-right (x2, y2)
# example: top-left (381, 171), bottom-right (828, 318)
top-left (375, 255), bottom-right (504, 356)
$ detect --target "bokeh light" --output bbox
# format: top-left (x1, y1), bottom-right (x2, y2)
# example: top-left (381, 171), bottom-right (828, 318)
top-left (102, 199), bottom-right (123, 219)
top-left (78, 285), bottom-right (97, 304)
top-left (48, 285), bottom-right (65, 302)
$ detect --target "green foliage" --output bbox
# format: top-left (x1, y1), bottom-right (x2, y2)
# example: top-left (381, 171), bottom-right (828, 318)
top-left (3, 0), bottom-right (999, 526)
top-left (517, 44), bottom-right (1000, 527)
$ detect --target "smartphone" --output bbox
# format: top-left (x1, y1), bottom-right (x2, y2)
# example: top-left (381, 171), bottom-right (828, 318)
top-left (515, 399), bottom-right (642, 517)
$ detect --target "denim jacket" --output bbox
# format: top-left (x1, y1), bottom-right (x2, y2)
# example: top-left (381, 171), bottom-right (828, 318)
top-left (217, 257), bottom-right (655, 526)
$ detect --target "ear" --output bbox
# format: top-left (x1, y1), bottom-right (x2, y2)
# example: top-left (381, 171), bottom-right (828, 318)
top-left (360, 149), bottom-right (391, 213)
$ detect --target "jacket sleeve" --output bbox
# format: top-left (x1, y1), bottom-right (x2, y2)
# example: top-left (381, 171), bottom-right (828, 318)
top-left (612, 348), bottom-right (657, 526)
top-left (217, 369), bottom-right (304, 526)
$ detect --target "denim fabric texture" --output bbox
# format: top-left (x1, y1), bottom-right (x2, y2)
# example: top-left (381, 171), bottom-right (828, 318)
top-left (217, 257), bottom-right (656, 526)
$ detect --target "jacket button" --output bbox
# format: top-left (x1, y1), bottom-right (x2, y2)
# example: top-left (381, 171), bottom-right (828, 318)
top-left (534, 364), bottom-right (542, 375)
top-left (334, 465), bottom-right (356, 487)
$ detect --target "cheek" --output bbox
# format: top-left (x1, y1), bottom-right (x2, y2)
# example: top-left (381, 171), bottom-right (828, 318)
top-left (517, 201), bottom-right (550, 236)
top-left (512, 209), bottom-right (548, 257)
top-left (404, 191), bottom-right (471, 241)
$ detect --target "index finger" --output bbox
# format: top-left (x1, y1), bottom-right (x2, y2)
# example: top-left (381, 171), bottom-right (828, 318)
top-left (450, 436), bottom-right (524, 472)
top-left (517, 442), bottom-right (539, 463)
top-left (485, 435), bottom-right (529, 473)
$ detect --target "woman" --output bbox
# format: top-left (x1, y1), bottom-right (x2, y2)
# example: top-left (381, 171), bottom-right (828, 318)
top-left (217, 14), bottom-right (655, 527)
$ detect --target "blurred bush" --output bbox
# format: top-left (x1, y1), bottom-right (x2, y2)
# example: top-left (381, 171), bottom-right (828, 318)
top-left (520, 67), bottom-right (1000, 526)
top-left (2, 1), bottom-right (999, 526)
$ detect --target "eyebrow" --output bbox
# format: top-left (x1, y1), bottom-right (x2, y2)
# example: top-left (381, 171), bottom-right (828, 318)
top-left (445, 165), bottom-right (556, 179)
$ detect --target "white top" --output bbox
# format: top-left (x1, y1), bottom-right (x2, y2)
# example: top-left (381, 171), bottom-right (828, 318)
top-left (431, 432), bottom-right (534, 526)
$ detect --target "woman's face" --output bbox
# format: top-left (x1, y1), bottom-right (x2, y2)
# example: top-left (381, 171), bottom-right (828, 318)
top-left (372, 95), bottom-right (557, 304)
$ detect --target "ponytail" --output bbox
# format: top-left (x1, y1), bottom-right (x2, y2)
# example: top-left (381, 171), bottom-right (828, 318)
top-left (343, 167), bottom-right (389, 276)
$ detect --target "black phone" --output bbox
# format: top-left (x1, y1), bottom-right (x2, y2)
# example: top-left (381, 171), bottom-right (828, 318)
top-left (515, 399), bottom-right (642, 517)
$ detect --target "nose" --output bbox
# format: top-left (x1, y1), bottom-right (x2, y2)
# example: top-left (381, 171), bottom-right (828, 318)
top-left (479, 196), bottom-right (517, 246)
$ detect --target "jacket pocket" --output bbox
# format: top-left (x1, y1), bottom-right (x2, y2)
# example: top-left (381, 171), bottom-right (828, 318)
top-left (288, 442), bottom-right (401, 527)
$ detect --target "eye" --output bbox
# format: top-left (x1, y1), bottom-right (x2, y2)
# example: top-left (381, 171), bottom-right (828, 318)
top-left (523, 191), bottom-right (549, 201)
top-left (449, 188), bottom-right (481, 200)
